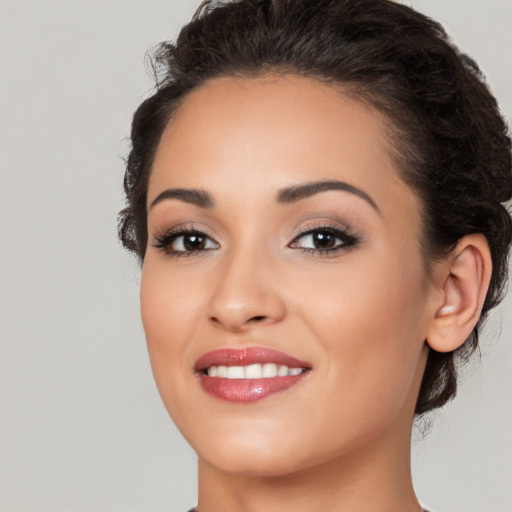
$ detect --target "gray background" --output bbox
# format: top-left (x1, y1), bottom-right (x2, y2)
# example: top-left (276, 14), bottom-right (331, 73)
top-left (0, 1), bottom-right (510, 511)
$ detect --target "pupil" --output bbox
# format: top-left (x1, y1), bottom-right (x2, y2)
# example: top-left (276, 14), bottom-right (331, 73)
top-left (313, 232), bottom-right (335, 248)
top-left (184, 235), bottom-right (204, 251)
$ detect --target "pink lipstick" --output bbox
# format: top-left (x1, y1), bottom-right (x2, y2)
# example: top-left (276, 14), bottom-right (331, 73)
top-left (195, 347), bottom-right (311, 403)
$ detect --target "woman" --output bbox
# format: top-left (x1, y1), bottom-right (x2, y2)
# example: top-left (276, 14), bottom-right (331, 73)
top-left (119, 0), bottom-right (512, 510)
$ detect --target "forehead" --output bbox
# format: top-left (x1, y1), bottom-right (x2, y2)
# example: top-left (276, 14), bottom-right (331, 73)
top-left (149, 74), bottom-right (418, 223)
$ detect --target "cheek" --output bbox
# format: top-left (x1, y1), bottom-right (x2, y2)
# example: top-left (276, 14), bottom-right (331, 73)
top-left (292, 248), bottom-right (428, 419)
top-left (140, 255), bottom-right (205, 338)
top-left (139, 258), bottom-right (201, 396)
top-left (294, 244), bottom-right (426, 339)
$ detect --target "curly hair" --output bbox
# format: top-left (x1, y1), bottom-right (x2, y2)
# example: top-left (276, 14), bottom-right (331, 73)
top-left (118, 0), bottom-right (512, 414)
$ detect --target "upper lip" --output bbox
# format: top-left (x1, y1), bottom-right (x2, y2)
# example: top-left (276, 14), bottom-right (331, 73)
top-left (195, 347), bottom-right (312, 372)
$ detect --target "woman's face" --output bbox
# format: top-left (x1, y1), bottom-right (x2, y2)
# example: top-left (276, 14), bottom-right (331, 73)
top-left (141, 74), bottom-right (436, 476)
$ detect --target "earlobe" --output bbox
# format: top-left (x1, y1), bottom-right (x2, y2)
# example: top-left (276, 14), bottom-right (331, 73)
top-left (426, 234), bottom-right (492, 353)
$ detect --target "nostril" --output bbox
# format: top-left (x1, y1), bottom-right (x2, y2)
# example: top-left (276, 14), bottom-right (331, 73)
top-left (250, 315), bottom-right (267, 322)
top-left (208, 313), bottom-right (274, 332)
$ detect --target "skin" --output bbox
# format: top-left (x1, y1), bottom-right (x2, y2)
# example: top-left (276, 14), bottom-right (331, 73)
top-left (140, 74), bottom-right (462, 511)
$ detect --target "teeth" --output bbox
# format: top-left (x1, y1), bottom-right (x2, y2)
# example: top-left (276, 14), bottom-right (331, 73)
top-left (262, 363), bottom-right (278, 377)
top-left (226, 366), bottom-right (245, 379)
top-left (277, 364), bottom-right (289, 377)
top-left (245, 364), bottom-right (263, 378)
top-left (205, 363), bottom-right (305, 379)
top-left (216, 365), bottom-right (228, 378)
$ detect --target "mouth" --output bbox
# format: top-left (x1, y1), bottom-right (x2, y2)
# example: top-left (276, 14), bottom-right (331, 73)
top-left (202, 363), bottom-right (306, 378)
top-left (195, 347), bottom-right (312, 403)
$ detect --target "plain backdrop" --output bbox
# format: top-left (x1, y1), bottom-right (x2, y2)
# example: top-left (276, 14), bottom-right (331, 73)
top-left (0, 1), bottom-right (511, 511)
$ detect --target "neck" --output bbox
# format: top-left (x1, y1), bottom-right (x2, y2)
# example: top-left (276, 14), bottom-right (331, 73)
top-left (196, 418), bottom-right (422, 512)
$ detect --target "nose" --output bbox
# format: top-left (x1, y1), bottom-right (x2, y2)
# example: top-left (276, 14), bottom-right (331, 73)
top-left (207, 248), bottom-right (287, 333)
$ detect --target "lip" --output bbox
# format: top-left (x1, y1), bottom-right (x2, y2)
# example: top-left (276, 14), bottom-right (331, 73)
top-left (195, 347), bottom-right (311, 370)
top-left (195, 347), bottom-right (312, 403)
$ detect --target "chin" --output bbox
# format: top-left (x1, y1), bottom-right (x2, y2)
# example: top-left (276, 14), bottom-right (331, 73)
top-left (199, 444), bottom-right (307, 478)
top-left (186, 419), bottom-right (314, 477)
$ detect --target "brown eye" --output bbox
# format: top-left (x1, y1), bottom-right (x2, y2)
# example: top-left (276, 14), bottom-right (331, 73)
top-left (296, 230), bottom-right (340, 250)
top-left (290, 226), bottom-right (361, 255)
top-left (153, 229), bottom-right (220, 256)
top-left (311, 231), bottom-right (336, 249)
top-left (181, 234), bottom-right (206, 251)
top-left (170, 232), bottom-right (218, 252)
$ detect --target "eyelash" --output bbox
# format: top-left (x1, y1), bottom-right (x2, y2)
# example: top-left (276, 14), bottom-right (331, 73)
top-left (152, 226), bottom-right (218, 259)
top-left (290, 223), bottom-right (362, 256)
top-left (152, 223), bottom-right (362, 259)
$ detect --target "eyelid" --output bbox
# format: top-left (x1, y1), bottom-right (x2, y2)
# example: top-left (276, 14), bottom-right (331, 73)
top-left (152, 222), bottom-right (217, 241)
top-left (292, 219), bottom-right (348, 235)
top-left (289, 220), bottom-right (357, 242)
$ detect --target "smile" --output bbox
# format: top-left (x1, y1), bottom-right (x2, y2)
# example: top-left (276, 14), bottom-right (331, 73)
top-left (206, 363), bottom-right (305, 378)
top-left (195, 347), bottom-right (311, 403)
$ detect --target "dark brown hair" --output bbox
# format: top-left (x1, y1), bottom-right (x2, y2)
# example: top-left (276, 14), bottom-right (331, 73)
top-left (119, 0), bottom-right (512, 414)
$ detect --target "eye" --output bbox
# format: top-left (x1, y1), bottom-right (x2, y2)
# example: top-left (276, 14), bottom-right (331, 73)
top-left (170, 233), bottom-right (217, 252)
top-left (289, 225), bottom-right (361, 255)
top-left (153, 228), bottom-right (219, 257)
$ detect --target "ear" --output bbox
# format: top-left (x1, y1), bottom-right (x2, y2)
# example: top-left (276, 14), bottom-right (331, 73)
top-left (426, 234), bottom-right (492, 353)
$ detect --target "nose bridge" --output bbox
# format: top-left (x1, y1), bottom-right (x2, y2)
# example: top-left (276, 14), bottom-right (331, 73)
top-left (207, 238), bottom-right (286, 331)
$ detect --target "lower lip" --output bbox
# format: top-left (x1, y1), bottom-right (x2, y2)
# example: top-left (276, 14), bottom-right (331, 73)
top-left (199, 373), bottom-right (309, 403)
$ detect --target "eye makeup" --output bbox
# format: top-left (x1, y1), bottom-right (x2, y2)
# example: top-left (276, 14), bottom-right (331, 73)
top-left (289, 222), bottom-right (363, 257)
top-left (151, 218), bottom-right (363, 260)
top-left (152, 224), bottom-right (220, 259)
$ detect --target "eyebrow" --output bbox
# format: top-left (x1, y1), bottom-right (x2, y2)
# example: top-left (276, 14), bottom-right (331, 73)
top-left (149, 188), bottom-right (214, 210)
top-left (277, 180), bottom-right (380, 212)
top-left (148, 179), bottom-right (379, 213)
